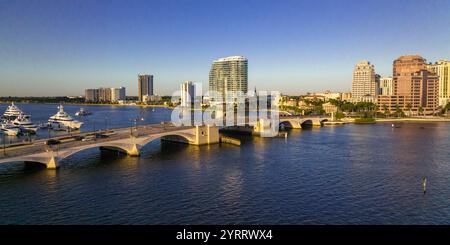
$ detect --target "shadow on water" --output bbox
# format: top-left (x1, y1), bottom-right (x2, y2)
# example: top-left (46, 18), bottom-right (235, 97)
top-left (0, 161), bottom-right (47, 183)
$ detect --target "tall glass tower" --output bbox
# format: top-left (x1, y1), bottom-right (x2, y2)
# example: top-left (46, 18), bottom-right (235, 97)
top-left (209, 56), bottom-right (248, 103)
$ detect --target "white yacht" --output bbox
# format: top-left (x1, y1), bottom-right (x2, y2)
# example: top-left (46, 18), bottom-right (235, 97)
top-left (48, 105), bottom-right (83, 130)
top-left (1, 123), bottom-right (20, 136)
top-left (12, 114), bottom-right (38, 134)
top-left (75, 108), bottom-right (92, 116)
top-left (2, 102), bottom-right (23, 120)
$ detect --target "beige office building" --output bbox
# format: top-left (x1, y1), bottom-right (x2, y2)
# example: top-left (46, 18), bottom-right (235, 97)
top-left (351, 61), bottom-right (378, 101)
top-left (428, 60), bottom-right (450, 106)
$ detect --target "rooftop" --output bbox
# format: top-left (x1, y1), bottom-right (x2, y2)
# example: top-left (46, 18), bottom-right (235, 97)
top-left (214, 56), bottom-right (247, 62)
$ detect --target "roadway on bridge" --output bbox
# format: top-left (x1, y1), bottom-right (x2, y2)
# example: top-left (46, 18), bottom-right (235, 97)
top-left (0, 123), bottom-right (193, 161)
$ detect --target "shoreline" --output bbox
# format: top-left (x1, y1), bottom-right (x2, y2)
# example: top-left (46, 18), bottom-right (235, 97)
top-left (0, 101), bottom-right (175, 109)
top-left (342, 117), bottom-right (450, 123)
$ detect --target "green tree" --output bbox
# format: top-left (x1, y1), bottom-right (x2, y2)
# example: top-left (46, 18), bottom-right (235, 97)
top-left (406, 103), bottom-right (412, 117)
top-left (383, 104), bottom-right (389, 117)
top-left (418, 106), bottom-right (424, 116)
top-left (395, 105), bottom-right (403, 118)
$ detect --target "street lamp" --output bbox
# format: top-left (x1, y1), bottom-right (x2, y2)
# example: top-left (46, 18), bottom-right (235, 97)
top-left (129, 117), bottom-right (144, 137)
top-left (2, 132), bottom-right (6, 156)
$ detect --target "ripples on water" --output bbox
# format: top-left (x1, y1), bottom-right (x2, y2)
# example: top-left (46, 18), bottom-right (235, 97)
top-left (0, 104), bottom-right (450, 224)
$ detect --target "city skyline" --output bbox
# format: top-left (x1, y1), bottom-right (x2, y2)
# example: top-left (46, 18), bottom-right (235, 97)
top-left (1, 0), bottom-right (450, 96)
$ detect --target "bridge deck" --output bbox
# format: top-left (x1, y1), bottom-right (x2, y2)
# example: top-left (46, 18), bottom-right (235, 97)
top-left (0, 124), bottom-right (194, 162)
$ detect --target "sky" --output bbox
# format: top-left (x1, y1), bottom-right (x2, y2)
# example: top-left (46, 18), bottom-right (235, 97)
top-left (0, 0), bottom-right (449, 96)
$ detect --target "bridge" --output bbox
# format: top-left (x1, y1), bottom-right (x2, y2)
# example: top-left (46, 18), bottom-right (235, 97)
top-left (253, 115), bottom-right (332, 133)
top-left (0, 124), bottom-right (219, 169)
top-left (278, 115), bottom-right (331, 129)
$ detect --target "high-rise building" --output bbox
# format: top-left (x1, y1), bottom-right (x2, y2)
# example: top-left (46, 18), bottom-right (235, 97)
top-left (138, 74), bottom-right (154, 102)
top-left (428, 60), bottom-right (450, 106)
top-left (85, 89), bottom-right (99, 102)
top-left (98, 87), bottom-right (112, 102)
top-left (85, 86), bottom-right (126, 103)
top-left (379, 77), bottom-right (394, 96)
top-left (180, 81), bottom-right (195, 107)
top-left (209, 56), bottom-right (248, 103)
top-left (378, 55), bottom-right (439, 115)
top-left (111, 87), bottom-right (126, 102)
top-left (351, 61), bottom-right (378, 102)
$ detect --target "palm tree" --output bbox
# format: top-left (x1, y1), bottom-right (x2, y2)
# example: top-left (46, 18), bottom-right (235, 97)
top-left (383, 104), bottom-right (388, 118)
top-left (395, 104), bottom-right (402, 118)
top-left (418, 106), bottom-right (424, 116)
top-left (406, 103), bottom-right (412, 117)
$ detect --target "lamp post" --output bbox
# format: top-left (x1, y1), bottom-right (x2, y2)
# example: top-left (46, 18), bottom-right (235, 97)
top-left (2, 132), bottom-right (6, 156)
top-left (129, 117), bottom-right (144, 137)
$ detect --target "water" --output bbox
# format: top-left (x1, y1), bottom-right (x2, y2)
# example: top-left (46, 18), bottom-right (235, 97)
top-left (0, 103), bottom-right (450, 224)
top-left (0, 103), bottom-right (172, 144)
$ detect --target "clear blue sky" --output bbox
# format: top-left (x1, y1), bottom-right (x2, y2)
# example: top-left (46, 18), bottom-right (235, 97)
top-left (1, 0), bottom-right (449, 96)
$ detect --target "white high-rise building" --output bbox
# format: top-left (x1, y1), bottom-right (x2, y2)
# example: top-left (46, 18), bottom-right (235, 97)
top-left (379, 77), bottom-right (393, 96)
top-left (209, 56), bottom-right (248, 103)
top-left (180, 81), bottom-right (195, 107)
top-left (111, 87), bottom-right (126, 102)
top-left (351, 61), bottom-right (378, 102)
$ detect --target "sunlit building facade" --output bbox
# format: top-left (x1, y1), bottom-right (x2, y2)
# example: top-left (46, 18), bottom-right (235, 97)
top-left (428, 60), bottom-right (450, 106)
top-left (209, 56), bottom-right (248, 103)
top-left (379, 77), bottom-right (394, 96)
top-left (378, 55), bottom-right (439, 115)
top-left (138, 74), bottom-right (154, 102)
top-left (351, 61), bottom-right (378, 102)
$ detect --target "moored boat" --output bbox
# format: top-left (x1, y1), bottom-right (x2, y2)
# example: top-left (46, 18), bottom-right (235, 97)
top-left (0, 123), bottom-right (20, 136)
top-left (2, 102), bottom-right (23, 120)
top-left (75, 108), bottom-right (92, 116)
top-left (12, 114), bottom-right (38, 134)
top-left (48, 105), bottom-right (83, 130)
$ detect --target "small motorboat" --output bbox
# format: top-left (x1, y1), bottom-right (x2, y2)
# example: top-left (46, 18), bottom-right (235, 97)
top-left (75, 108), bottom-right (92, 116)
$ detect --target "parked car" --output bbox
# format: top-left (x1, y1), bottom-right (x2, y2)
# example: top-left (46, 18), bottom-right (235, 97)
top-left (95, 133), bottom-right (109, 139)
top-left (73, 136), bottom-right (84, 141)
top-left (82, 136), bottom-right (95, 142)
top-left (45, 139), bottom-right (61, 146)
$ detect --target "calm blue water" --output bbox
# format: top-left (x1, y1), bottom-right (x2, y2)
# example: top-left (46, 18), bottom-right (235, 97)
top-left (0, 103), bottom-right (172, 144)
top-left (0, 103), bottom-right (450, 224)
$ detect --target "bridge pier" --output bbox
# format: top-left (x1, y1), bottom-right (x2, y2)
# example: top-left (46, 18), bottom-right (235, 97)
top-left (127, 144), bottom-right (141, 157)
top-left (46, 156), bottom-right (59, 170)
top-left (193, 125), bottom-right (220, 145)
